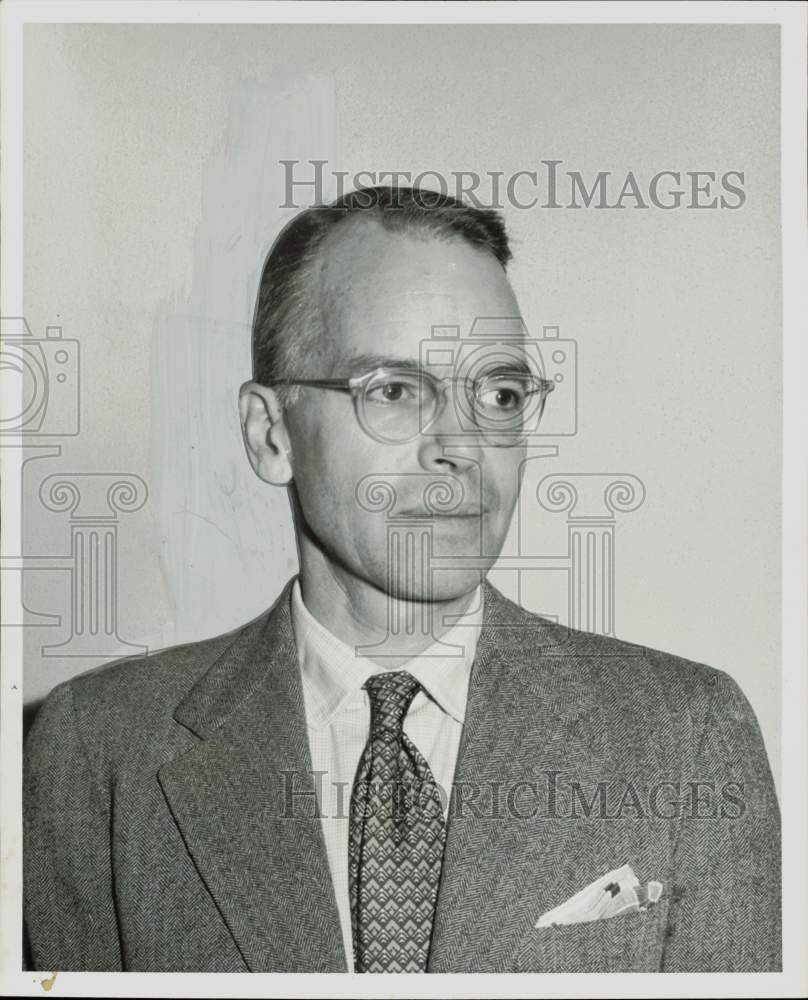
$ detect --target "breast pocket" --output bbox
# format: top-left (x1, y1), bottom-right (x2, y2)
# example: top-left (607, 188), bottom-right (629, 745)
top-left (513, 899), bottom-right (670, 973)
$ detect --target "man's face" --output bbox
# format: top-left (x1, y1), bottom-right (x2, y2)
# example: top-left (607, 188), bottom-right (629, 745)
top-left (281, 220), bottom-right (529, 602)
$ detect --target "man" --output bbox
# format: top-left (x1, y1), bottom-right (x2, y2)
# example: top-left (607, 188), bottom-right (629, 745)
top-left (24, 186), bottom-right (780, 973)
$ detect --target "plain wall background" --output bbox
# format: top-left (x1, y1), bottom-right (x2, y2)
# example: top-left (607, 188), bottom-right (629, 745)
top-left (21, 23), bottom-right (781, 786)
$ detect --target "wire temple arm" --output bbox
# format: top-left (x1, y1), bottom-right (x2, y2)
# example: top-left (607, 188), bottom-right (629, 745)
top-left (262, 378), bottom-right (353, 392)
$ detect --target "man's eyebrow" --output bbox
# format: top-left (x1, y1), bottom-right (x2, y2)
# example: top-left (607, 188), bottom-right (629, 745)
top-left (344, 352), bottom-right (535, 377)
top-left (480, 357), bottom-right (532, 376)
top-left (344, 353), bottom-right (422, 375)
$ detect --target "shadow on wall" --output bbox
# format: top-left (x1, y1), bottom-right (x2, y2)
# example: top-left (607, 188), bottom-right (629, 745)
top-left (23, 699), bottom-right (44, 743)
top-left (22, 698), bottom-right (44, 972)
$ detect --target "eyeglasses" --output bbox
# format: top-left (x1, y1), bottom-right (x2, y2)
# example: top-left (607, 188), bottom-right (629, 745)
top-left (264, 366), bottom-right (555, 446)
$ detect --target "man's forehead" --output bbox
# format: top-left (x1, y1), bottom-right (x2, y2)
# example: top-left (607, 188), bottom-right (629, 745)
top-left (318, 218), bottom-right (523, 357)
top-left (332, 306), bottom-right (530, 369)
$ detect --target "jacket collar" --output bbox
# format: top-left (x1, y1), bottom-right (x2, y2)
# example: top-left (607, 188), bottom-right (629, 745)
top-left (172, 580), bottom-right (298, 739)
top-left (290, 577), bottom-right (483, 729)
top-left (173, 577), bottom-right (580, 738)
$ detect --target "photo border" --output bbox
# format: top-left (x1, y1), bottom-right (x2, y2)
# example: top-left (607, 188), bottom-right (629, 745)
top-left (1, 2), bottom-right (805, 997)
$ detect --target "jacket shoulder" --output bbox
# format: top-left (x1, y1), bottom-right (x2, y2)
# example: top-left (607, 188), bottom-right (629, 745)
top-left (25, 609), bottom-right (273, 771)
top-left (557, 619), bottom-right (733, 704)
top-left (75, 613), bottom-right (267, 707)
top-left (487, 585), bottom-right (755, 738)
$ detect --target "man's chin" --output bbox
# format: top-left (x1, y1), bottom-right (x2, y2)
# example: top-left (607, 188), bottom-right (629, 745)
top-left (381, 565), bottom-right (491, 604)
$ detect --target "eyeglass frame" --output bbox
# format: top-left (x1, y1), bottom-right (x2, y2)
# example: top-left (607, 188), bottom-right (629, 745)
top-left (262, 365), bottom-right (556, 446)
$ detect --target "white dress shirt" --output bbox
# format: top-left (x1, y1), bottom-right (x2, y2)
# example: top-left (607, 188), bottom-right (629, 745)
top-left (290, 578), bottom-right (483, 970)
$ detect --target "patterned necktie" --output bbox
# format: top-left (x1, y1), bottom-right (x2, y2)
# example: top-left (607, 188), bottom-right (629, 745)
top-left (348, 670), bottom-right (447, 973)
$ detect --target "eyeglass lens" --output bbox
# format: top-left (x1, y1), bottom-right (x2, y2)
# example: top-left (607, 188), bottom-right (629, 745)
top-left (356, 369), bottom-right (547, 445)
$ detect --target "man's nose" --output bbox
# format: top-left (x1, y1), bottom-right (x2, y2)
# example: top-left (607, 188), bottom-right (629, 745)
top-left (416, 382), bottom-right (481, 473)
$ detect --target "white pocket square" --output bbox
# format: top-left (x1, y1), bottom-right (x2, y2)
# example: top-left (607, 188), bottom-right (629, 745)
top-left (535, 864), bottom-right (663, 928)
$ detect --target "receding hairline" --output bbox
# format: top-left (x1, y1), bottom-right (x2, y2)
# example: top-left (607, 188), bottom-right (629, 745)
top-left (306, 211), bottom-right (507, 368)
top-left (303, 211), bottom-right (512, 336)
top-left (317, 207), bottom-right (508, 269)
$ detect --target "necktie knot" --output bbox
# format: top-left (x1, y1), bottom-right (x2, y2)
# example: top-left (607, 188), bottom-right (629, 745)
top-left (364, 670), bottom-right (420, 735)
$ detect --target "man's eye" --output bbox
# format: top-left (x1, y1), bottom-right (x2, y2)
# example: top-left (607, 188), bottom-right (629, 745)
top-left (366, 380), bottom-right (418, 405)
top-left (477, 382), bottom-right (526, 411)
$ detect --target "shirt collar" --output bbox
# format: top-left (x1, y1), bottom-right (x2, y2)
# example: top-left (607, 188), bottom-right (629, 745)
top-left (291, 577), bottom-right (482, 731)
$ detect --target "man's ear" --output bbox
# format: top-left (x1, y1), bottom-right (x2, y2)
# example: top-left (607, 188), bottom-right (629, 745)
top-left (238, 381), bottom-right (294, 485)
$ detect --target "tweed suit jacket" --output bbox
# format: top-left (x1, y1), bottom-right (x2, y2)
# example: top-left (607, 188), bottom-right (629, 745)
top-left (23, 579), bottom-right (781, 973)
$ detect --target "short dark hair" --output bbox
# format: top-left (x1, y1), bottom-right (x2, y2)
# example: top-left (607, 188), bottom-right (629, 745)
top-left (251, 185), bottom-right (513, 400)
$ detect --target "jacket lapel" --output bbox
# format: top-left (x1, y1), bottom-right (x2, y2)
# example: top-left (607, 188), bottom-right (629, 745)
top-left (158, 582), bottom-right (346, 972)
top-left (428, 583), bottom-right (603, 971)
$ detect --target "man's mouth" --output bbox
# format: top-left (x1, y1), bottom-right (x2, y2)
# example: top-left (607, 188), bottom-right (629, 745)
top-left (397, 507), bottom-right (485, 518)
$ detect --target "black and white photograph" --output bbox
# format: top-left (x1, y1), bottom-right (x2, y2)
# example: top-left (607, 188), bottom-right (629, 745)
top-left (1, 1), bottom-right (805, 997)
